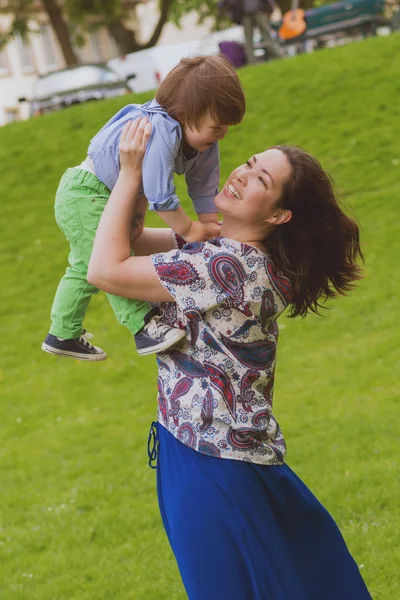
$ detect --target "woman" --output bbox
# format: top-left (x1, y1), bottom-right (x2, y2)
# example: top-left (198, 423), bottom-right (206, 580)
top-left (88, 119), bottom-right (371, 599)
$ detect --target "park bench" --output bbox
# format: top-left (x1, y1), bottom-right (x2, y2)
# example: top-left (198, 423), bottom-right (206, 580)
top-left (270, 0), bottom-right (397, 46)
top-left (304, 0), bottom-right (393, 39)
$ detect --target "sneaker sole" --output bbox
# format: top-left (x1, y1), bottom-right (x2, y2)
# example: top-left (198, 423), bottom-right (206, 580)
top-left (136, 330), bottom-right (186, 356)
top-left (41, 343), bottom-right (107, 362)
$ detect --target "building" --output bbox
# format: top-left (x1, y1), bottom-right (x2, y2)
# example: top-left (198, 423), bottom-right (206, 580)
top-left (0, 2), bottom-right (213, 126)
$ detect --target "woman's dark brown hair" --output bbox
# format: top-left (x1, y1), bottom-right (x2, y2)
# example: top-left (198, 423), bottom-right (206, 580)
top-left (156, 55), bottom-right (246, 128)
top-left (267, 146), bottom-right (363, 318)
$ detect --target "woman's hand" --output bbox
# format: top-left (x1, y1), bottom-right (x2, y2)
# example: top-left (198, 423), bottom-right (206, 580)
top-left (119, 117), bottom-right (152, 175)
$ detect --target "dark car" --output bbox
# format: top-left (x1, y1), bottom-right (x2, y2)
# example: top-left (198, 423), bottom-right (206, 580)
top-left (25, 64), bottom-right (133, 116)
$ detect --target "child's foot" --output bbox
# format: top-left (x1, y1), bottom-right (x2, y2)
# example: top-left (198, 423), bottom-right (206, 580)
top-left (135, 311), bottom-right (185, 356)
top-left (41, 330), bottom-right (107, 361)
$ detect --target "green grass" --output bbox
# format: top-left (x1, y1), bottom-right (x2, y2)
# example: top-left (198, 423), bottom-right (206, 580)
top-left (1, 34), bottom-right (399, 599)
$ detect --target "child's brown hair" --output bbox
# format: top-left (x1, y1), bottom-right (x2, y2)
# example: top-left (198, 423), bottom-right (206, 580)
top-left (156, 55), bottom-right (246, 129)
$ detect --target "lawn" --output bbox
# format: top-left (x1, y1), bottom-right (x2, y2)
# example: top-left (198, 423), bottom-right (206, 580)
top-left (0, 33), bottom-right (399, 599)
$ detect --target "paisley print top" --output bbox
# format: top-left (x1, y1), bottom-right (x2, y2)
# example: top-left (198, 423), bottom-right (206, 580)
top-left (151, 236), bottom-right (292, 465)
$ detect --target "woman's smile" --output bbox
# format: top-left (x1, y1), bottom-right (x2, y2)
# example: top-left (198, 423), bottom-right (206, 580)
top-left (224, 182), bottom-right (242, 199)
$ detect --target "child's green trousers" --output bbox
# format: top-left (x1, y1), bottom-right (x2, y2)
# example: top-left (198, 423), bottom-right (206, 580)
top-left (49, 168), bottom-right (150, 339)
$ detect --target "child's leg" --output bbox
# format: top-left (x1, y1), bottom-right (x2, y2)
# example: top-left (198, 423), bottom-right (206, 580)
top-left (104, 195), bottom-right (185, 354)
top-left (105, 193), bottom-right (151, 335)
top-left (49, 170), bottom-right (184, 356)
top-left (49, 168), bottom-right (107, 339)
top-left (106, 294), bottom-right (150, 336)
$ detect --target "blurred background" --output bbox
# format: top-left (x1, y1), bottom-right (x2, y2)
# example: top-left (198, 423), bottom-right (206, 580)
top-left (0, 0), bottom-right (399, 124)
top-left (0, 1), bottom-right (399, 600)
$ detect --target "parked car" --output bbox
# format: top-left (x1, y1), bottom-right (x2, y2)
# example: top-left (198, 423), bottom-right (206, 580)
top-left (21, 64), bottom-right (132, 117)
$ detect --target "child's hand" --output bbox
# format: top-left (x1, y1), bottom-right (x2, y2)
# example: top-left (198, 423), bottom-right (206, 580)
top-left (185, 220), bottom-right (221, 243)
top-left (119, 117), bottom-right (152, 175)
top-left (203, 221), bottom-right (221, 239)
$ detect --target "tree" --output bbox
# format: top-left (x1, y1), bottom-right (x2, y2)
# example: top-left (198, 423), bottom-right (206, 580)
top-left (0, 0), bottom-right (79, 66)
top-left (65, 0), bottom-right (175, 55)
top-left (42, 0), bottom-right (78, 65)
top-left (0, 0), bottom-right (175, 67)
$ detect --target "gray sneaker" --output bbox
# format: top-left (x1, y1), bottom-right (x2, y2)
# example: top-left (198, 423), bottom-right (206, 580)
top-left (135, 310), bottom-right (185, 356)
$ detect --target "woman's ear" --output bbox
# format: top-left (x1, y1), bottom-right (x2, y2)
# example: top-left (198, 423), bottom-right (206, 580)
top-left (267, 209), bottom-right (292, 226)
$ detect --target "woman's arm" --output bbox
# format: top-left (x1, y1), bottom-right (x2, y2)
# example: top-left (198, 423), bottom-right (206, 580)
top-left (128, 193), bottom-right (176, 254)
top-left (130, 227), bottom-right (176, 255)
top-left (88, 118), bottom-right (174, 303)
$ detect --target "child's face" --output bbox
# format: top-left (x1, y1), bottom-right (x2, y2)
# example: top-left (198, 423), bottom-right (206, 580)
top-left (183, 112), bottom-right (229, 152)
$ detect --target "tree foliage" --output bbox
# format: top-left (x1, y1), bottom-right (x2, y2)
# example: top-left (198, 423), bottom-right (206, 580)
top-left (0, 0), bottom-right (175, 64)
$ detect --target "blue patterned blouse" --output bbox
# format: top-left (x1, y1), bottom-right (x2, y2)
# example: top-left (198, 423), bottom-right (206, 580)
top-left (151, 235), bottom-right (293, 465)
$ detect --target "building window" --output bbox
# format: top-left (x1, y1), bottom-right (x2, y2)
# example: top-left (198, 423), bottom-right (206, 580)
top-left (0, 47), bottom-right (11, 75)
top-left (40, 24), bottom-right (58, 70)
top-left (4, 108), bottom-right (19, 123)
top-left (16, 33), bottom-right (36, 73)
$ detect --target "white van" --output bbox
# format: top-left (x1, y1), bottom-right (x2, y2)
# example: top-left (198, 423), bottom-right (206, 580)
top-left (107, 47), bottom-right (160, 93)
top-left (150, 40), bottom-right (203, 83)
top-left (107, 26), bottom-right (248, 94)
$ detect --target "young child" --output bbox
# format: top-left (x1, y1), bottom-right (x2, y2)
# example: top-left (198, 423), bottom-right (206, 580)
top-left (42, 54), bottom-right (246, 362)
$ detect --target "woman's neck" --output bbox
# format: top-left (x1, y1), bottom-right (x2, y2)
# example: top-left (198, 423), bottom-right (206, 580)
top-left (220, 220), bottom-right (270, 253)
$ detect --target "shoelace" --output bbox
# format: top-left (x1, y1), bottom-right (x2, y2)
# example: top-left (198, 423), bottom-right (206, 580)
top-left (78, 329), bottom-right (94, 349)
top-left (146, 313), bottom-right (172, 337)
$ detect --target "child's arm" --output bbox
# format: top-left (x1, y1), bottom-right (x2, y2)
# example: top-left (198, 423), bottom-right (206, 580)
top-left (130, 193), bottom-right (219, 248)
top-left (185, 143), bottom-right (220, 225)
top-left (197, 212), bottom-right (220, 225)
top-left (156, 207), bottom-right (220, 243)
top-left (139, 123), bottom-right (220, 242)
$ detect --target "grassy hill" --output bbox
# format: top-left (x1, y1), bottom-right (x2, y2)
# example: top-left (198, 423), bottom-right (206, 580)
top-left (1, 34), bottom-right (399, 599)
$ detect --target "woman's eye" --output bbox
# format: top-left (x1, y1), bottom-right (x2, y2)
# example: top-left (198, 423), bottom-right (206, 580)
top-left (245, 161), bottom-right (251, 168)
top-left (258, 177), bottom-right (267, 188)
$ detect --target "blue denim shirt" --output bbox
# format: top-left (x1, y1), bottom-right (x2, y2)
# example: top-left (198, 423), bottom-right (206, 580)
top-left (88, 100), bottom-right (219, 213)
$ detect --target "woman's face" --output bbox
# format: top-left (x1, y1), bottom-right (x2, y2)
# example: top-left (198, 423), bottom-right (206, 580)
top-left (215, 149), bottom-right (292, 225)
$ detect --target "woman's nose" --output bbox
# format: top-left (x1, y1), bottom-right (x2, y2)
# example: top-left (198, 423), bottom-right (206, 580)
top-left (236, 168), bottom-right (248, 185)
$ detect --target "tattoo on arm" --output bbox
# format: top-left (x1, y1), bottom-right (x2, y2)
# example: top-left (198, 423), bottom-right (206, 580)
top-left (132, 213), bottom-right (144, 230)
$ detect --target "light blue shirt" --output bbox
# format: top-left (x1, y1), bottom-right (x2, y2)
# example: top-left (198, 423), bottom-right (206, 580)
top-left (88, 100), bottom-right (219, 213)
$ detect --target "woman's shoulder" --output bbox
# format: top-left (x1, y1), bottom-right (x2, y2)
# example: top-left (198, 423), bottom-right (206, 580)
top-left (211, 237), bottom-right (293, 306)
top-left (175, 237), bottom-right (268, 261)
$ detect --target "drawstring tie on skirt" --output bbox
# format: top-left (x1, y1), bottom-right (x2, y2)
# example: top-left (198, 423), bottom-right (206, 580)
top-left (147, 421), bottom-right (159, 469)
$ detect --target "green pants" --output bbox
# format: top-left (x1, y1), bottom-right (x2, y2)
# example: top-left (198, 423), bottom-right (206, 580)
top-left (49, 168), bottom-right (150, 340)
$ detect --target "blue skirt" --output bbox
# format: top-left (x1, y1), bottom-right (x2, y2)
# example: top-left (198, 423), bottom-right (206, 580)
top-left (150, 422), bottom-right (372, 600)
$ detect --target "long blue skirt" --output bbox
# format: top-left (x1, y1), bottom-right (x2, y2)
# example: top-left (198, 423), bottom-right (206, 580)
top-left (151, 422), bottom-right (372, 600)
